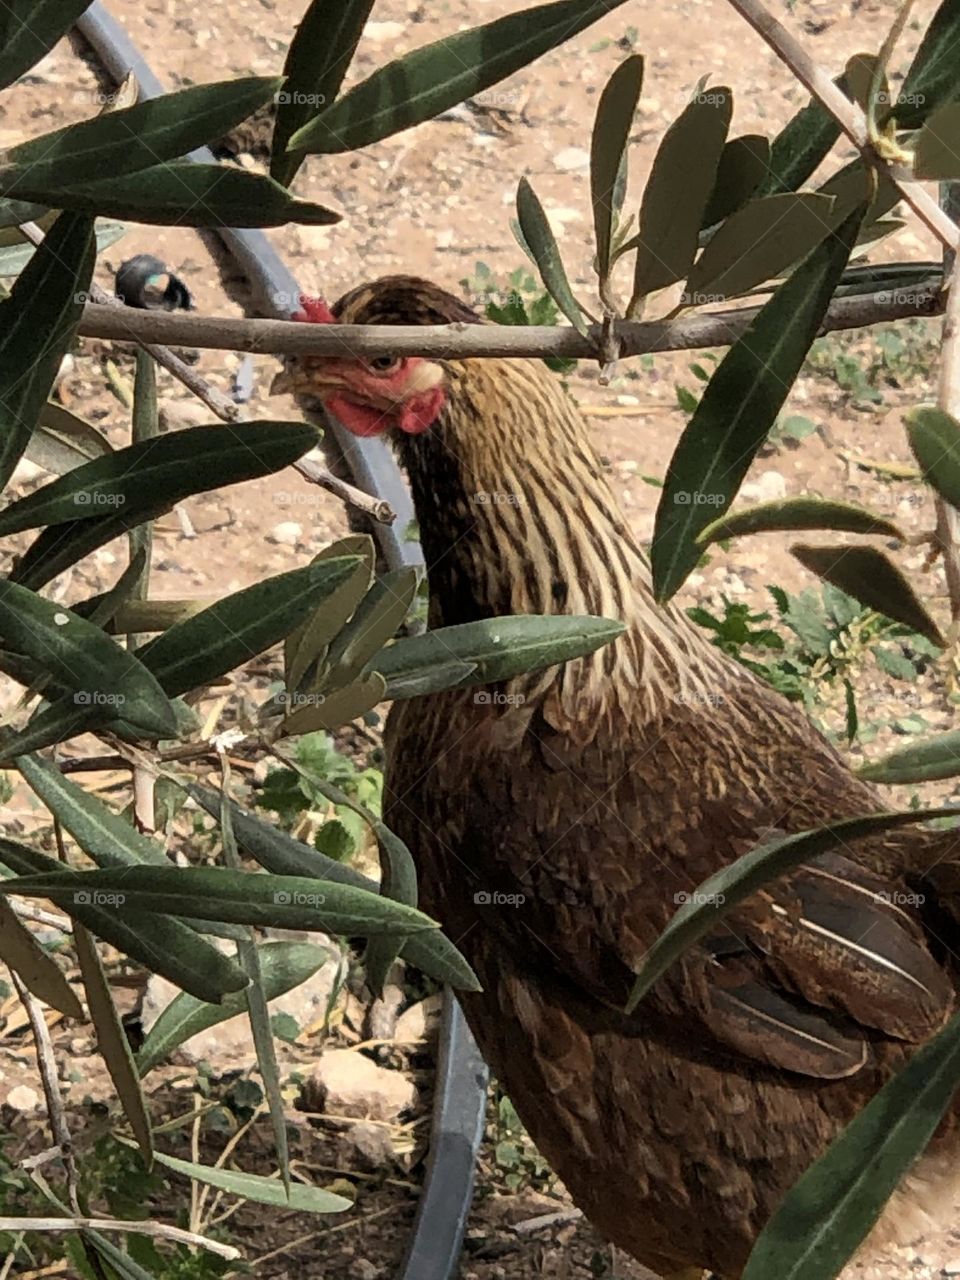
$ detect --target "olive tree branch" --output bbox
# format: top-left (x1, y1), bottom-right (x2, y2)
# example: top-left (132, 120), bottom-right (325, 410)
top-left (76, 285), bottom-right (944, 361)
top-left (724, 0), bottom-right (959, 251)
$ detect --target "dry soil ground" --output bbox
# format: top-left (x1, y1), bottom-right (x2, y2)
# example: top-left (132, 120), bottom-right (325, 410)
top-left (2, 0), bottom-right (960, 1277)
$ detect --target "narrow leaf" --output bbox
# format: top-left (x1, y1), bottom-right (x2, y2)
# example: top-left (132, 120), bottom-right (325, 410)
top-left (371, 614), bottom-right (625, 688)
top-left (0, 837), bottom-right (248, 1002)
top-left (632, 89), bottom-right (732, 301)
top-left (14, 164), bottom-right (340, 228)
top-left (683, 193), bottom-right (836, 304)
top-left (701, 134), bottom-right (770, 228)
top-left (897, 0), bottom-right (960, 129)
top-left (697, 497), bottom-right (904, 547)
top-left (74, 924), bottom-right (153, 1162)
top-left (288, 0), bottom-right (625, 154)
top-left (0, 212), bottom-right (94, 493)
top-left (0, 866), bottom-right (438, 936)
top-left (516, 178), bottom-right (588, 335)
top-left (380, 658), bottom-right (477, 701)
top-left (281, 672), bottom-right (386, 734)
top-left (860, 730), bottom-right (960, 783)
top-left (0, 898), bottom-right (84, 1018)
top-left (0, 2), bottom-right (95, 91)
top-left (753, 57), bottom-right (862, 197)
top-left (271, 0), bottom-right (377, 185)
top-left (0, 78), bottom-right (281, 195)
top-left (320, 567), bottom-right (418, 690)
top-left (285, 536), bottom-right (375, 693)
top-left (652, 204), bottom-right (865, 600)
top-left (906, 405), bottom-right (960, 506)
top-left (0, 421), bottom-right (319, 536)
top-left (0, 584), bottom-right (175, 740)
top-left (135, 556), bottom-right (362, 697)
top-left (147, 1148), bottom-right (352, 1213)
top-left (591, 56), bottom-right (644, 283)
top-left (791, 543), bottom-right (945, 647)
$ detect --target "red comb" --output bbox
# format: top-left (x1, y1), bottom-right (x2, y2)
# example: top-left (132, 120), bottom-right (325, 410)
top-left (293, 295), bottom-right (336, 324)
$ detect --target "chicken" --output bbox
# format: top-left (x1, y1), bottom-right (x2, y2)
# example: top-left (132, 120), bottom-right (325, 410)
top-left (272, 276), bottom-right (960, 1279)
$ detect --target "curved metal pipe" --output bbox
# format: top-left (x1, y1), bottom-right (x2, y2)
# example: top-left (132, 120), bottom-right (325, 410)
top-left (73, 8), bottom-right (489, 1276)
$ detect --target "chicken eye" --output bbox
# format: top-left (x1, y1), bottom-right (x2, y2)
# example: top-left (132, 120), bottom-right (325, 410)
top-left (368, 355), bottom-right (401, 374)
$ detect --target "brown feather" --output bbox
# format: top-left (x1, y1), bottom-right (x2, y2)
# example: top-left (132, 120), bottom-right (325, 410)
top-left (320, 277), bottom-right (960, 1278)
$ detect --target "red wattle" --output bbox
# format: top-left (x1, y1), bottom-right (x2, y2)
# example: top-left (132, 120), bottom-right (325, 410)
top-left (326, 394), bottom-right (389, 437)
top-left (399, 388), bottom-right (446, 434)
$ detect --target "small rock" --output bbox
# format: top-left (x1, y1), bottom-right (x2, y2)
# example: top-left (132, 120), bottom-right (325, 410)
top-left (353, 1261), bottom-right (381, 1280)
top-left (159, 399), bottom-right (210, 430)
top-left (55, 353), bottom-right (75, 387)
top-left (297, 224), bottom-right (333, 256)
top-left (741, 470), bottom-right (786, 503)
top-left (552, 146), bottom-right (590, 172)
top-left (616, 394), bottom-right (640, 406)
top-left (364, 20), bottom-right (404, 41)
top-left (344, 1121), bottom-right (397, 1171)
top-left (304, 1047), bottom-right (416, 1121)
top-left (394, 994), bottom-right (442, 1045)
top-left (6, 1085), bottom-right (40, 1112)
top-left (269, 521), bottom-right (303, 547)
top-left (10, 458), bottom-right (45, 486)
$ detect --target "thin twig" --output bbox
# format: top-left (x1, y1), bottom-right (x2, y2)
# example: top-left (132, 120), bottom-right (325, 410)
top-left (8, 973), bottom-right (78, 1213)
top-left (935, 183), bottom-right (960, 624)
top-left (11, 902), bottom-right (72, 933)
top-left (76, 286), bottom-right (944, 360)
top-left (724, 0), bottom-right (959, 250)
top-left (19, 222), bottom-right (240, 423)
top-left (293, 457), bottom-right (395, 523)
top-left (0, 1218), bottom-right (239, 1260)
